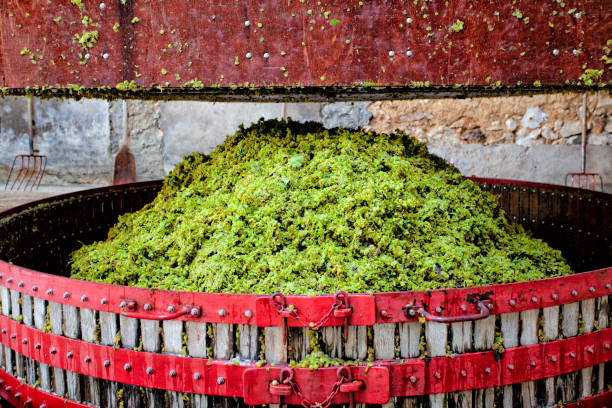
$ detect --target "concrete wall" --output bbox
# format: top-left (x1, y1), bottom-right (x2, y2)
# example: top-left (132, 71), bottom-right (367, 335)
top-left (1, 94), bottom-right (611, 192)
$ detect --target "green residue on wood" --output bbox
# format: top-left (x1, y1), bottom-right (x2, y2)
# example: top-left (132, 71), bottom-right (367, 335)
top-left (70, 119), bottom-right (572, 295)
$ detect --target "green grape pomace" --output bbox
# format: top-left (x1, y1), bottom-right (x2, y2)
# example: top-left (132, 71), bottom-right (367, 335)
top-left (70, 119), bottom-right (572, 294)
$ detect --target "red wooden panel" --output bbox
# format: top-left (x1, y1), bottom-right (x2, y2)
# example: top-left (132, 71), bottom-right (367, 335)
top-left (0, 0), bottom-right (610, 100)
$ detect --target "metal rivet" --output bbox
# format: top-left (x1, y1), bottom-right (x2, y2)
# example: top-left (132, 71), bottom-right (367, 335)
top-left (99, 2), bottom-right (106, 10)
top-left (32, 285), bottom-right (38, 292)
top-left (574, 12), bottom-right (581, 19)
top-left (14, 392), bottom-right (21, 399)
top-left (550, 356), bottom-right (557, 362)
top-left (406, 50), bottom-right (413, 57)
top-left (388, 50), bottom-right (395, 57)
top-left (218, 309), bottom-right (226, 317)
top-left (217, 376), bottom-right (225, 384)
top-left (572, 49), bottom-right (579, 56)
top-left (530, 360), bottom-right (536, 367)
top-left (484, 367), bottom-right (491, 374)
top-left (587, 347), bottom-right (594, 354)
top-left (21, 339), bottom-right (27, 344)
top-left (246, 52), bottom-right (252, 59)
top-left (408, 308), bottom-right (416, 316)
top-left (460, 370), bottom-right (467, 377)
top-left (244, 20), bottom-right (251, 27)
top-left (35, 344), bottom-right (41, 350)
top-left (144, 303), bottom-right (152, 311)
top-left (7, 278), bottom-right (13, 284)
top-left (170, 370), bottom-right (177, 378)
top-left (146, 367), bottom-right (154, 375)
top-left (606, 283), bottom-right (611, 290)
top-left (571, 290), bottom-right (578, 297)
top-left (191, 307), bottom-right (201, 317)
top-left (509, 299), bottom-right (516, 306)
top-left (46, 289), bottom-right (53, 296)
top-left (552, 293), bottom-right (558, 300)
top-left (0, 274), bottom-right (2, 279)
top-left (103, 53), bottom-right (109, 60)
top-left (487, 303), bottom-right (494, 310)
top-left (124, 364), bottom-right (131, 371)
top-left (434, 306), bottom-right (442, 313)
top-left (589, 287), bottom-right (595, 293)
top-left (84, 53), bottom-right (91, 60)
top-left (120, 301), bottom-right (127, 308)
top-left (507, 364), bottom-right (514, 371)
top-left (50, 348), bottom-right (56, 354)
top-left (460, 305), bottom-right (467, 312)
top-left (406, 17), bottom-right (413, 23)
top-left (1, 329), bottom-right (5, 334)
top-left (18, 281), bottom-right (24, 287)
top-left (101, 298), bottom-right (108, 305)
top-left (104, 360), bottom-right (110, 367)
top-left (263, 52), bottom-right (270, 59)
top-left (81, 295), bottom-right (88, 302)
top-left (194, 373), bottom-right (202, 380)
top-left (604, 344), bottom-right (610, 350)
top-left (434, 372), bottom-right (441, 379)
top-left (409, 376), bottom-right (417, 383)
top-left (569, 352), bottom-right (576, 359)
top-left (84, 356), bottom-right (91, 363)
top-left (63, 292), bottom-right (71, 299)
top-left (531, 296), bottom-right (538, 303)
top-left (553, 49), bottom-right (559, 55)
top-left (10, 334), bottom-right (16, 339)
top-left (244, 310), bottom-right (253, 318)
top-left (67, 352), bottom-right (73, 359)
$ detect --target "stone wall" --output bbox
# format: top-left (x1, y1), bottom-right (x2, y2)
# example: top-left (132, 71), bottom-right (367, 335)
top-left (1, 93), bottom-right (610, 193)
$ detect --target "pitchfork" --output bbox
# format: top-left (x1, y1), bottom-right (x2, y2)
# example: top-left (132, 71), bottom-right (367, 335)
top-left (565, 93), bottom-right (604, 191)
top-left (4, 99), bottom-right (47, 191)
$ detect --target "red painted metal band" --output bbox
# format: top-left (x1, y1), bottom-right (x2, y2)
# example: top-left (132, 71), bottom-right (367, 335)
top-left (1, 262), bottom-right (610, 327)
top-left (0, 367), bottom-right (89, 408)
top-left (559, 389), bottom-right (612, 408)
top-left (0, 314), bottom-right (611, 399)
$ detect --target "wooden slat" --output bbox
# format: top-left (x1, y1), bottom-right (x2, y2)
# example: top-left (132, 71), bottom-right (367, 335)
top-left (10, 289), bottom-right (25, 379)
top-left (238, 324), bottom-right (259, 360)
top-left (560, 302), bottom-right (580, 402)
top-left (213, 323), bottom-right (234, 408)
top-left (64, 304), bottom-right (82, 401)
top-left (344, 326), bottom-right (367, 360)
top-left (21, 294), bottom-right (36, 386)
top-left (542, 306), bottom-right (560, 407)
top-left (265, 326), bottom-right (286, 408)
top-left (579, 298), bottom-right (595, 399)
top-left (163, 320), bottom-right (185, 408)
top-left (451, 321), bottom-right (472, 408)
top-left (120, 315), bottom-right (142, 408)
top-left (0, 287), bottom-right (8, 375)
top-left (474, 316), bottom-right (494, 408)
top-left (187, 321), bottom-right (208, 408)
top-left (519, 309), bottom-right (538, 408)
top-left (399, 322), bottom-right (421, 408)
top-left (426, 322), bottom-right (447, 408)
top-left (596, 296), bottom-right (609, 394)
top-left (80, 308), bottom-right (101, 407)
top-left (287, 327), bottom-right (311, 363)
top-left (33, 297), bottom-right (50, 392)
top-left (500, 312), bottom-right (519, 408)
top-left (374, 323), bottom-right (395, 408)
top-left (99, 311), bottom-right (119, 408)
top-left (321, 326), bottom-right (342, 358)
top-left (49, 301), bottom-right (66, 396)
top-left (141, 319), bottom-right (164, 408)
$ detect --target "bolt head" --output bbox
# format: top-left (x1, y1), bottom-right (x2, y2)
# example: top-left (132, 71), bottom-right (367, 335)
top-left (167, 305), bottom-right (176, 313)
top-left (190, 307), bottom-right (201, 317)
top-left (144, 303), bottom-right (152, 311)
top-left (487, 303), bottom-right (494, 310)
top-left (67, 352), bottom-right (73, 359)
top-left (246, 52), bottom-right (252, 59)
top-left (18, 281), bottom-right (24, 287)
top-left (409, 376), bottom-right (417, 383)
top-left (32, 285), bottom-right (38, 291)
top-left (81, 295), bottom-right (88, 302)
top-left (217, 376), bottom-right (225, 384)
top-left (124, 364), bottom-right (131, 371)
top-left (530, 360), bottom-right (536, 367)
top-left (99, 2), bottom-right (106, 10)
top-left (550, 356), bottom-right (557, 362)
top-left (571, 290), bottom-right (578, 296)
top-left (408, 308), bottom-right (416, 316)
top-left (587, 347), bottom-right (594, 354)
top-left (7, 278), bottom-right (13, 283)
top-left (1, 329), bottom-right (4, 334)
top-left (434, 372), bottom-right (441, 379)
top-left (406, 50), bottom-right (413, 57)
top-left (21, 339), bottom-right (27, 344)
top-left (194, 372), bottom-right (202, 380)
top-left (552, 293), bottom-right (558, 300)
top-left (244, 20), bottom-right (251, 26)
top-left (509, 299), bottom-right (516, 306)
top-left (553, 49), bottom-right (559, 55)
top-left (244, 309), bottom-right (253, 318)
top-left (85, 356), bottom-right (91, 363)
top-left (435, 306), bottom-right (442, 313)
top-left (146, 367), bottom-right (154, 375)
top-left (606, 283), bottom-right (611, 290)
top-left (263, 52), bottom-right (270, 59)
top-left (10, 334), bottom-right (16, 339)
top-left (406, 17), bottom-right (413, 24)
top-left (460, 370), bottom-right (467, 377)
top-left (63, 292), bottom-right (70, 299)
top-left (101, 298), bottom-right (108, 305)
top-left (460, 304), bottom-right (467, 311)
top-left (589, 287), bottom-right (595, 293)
top-left (103, 53), bottom-right (109, 60)
top-left (46, 289), bottom-right (53, 295)
top-left (604, 343), bottom-right (610, 350)
top-left (84, 53), bottom-right (91, 60)
top-left (484, 367), bottom-right (491, 374)
top-left (531, 296), bottom-right (538, 303)
top-left (50, 348), bottom-right (56, 354)
top-left (569, 352), bottom-right (576, 358)
top-left (120, 301), bottom-right (127, 308)
top-left (218, 309), bottom-right (227, 317)
top-left (104, 360), bottom-right (110, 367)
top-left (507, 364), bottom-right (514, 370)
top-left (35, 344), bottom-right (41, 350)
top-left (388, 50), bottom-right (395, 57)
top-left (572, 49), bottom-right (579, 56)
top-left (170, 370), bottom-right (177, 377)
